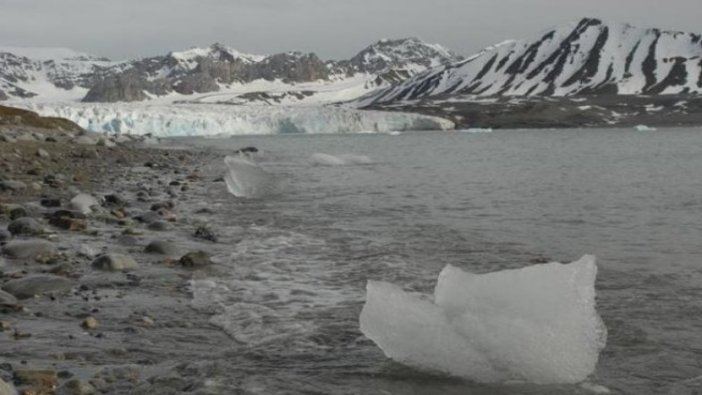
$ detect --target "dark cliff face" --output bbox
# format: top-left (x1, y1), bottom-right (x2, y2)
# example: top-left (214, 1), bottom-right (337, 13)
top-left (248, 53), bottom-right (330, 82)
top-left (359, 18), bottom-right (702, 106)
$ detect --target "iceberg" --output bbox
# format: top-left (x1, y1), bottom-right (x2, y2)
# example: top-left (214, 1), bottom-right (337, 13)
top-left (359, 255), bottom-right (607, 384)
top-left (21, 103), bottom-right (454, 137)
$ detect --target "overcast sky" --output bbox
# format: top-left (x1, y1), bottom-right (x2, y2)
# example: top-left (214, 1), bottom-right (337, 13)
top-left (0, 0), bottom-right (699, 60)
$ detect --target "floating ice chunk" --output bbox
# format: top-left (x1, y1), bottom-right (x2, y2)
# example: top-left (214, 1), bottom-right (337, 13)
top-left (223, 156), bottom-right (277, 198)
top-left (309, 153), bottom-right (373, 166)
top-left (460, 128), bottom-right (493, 133)
top-left (634, 124), bottom-right (657, 132)
top-left (359, 255), bottom-right (607, 384)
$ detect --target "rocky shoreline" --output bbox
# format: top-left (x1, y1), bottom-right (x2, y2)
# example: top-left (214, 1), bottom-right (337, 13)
top-left (367, 94), bottom-right (702, 129)
top-left (0, 124), bottom-right (239, 394)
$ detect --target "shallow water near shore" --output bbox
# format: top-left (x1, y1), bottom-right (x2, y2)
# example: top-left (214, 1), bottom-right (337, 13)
top-left (173, 128), bottom-right (702, 394)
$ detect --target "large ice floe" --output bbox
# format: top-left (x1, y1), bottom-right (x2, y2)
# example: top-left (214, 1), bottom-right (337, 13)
top-left (359, 255), bottom-right (607, 384)
top-left (21, 103), bottom-right (454, 136)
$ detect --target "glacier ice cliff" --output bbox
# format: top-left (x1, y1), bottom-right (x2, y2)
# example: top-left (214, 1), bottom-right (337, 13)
top-left (22, 103), bottom-right (454, 136)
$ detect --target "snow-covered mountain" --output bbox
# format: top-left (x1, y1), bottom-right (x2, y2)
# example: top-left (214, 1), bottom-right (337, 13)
top-left (0, 39), bottom-right (462, 104)
top-left (0, 46), bottom-right (127, 102)
top-left (359, 18), bottom-right (702, 106)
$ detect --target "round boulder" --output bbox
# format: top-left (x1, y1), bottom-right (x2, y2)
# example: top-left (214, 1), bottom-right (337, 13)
top-left (2, 274), bottom-right (74, 299)
top-left (91, 254), bottom-right (138, 272)
top-left (2, 240), bottom-right (56, 259)
top-left (8, 217), bottom-right (43, 236)
top-left (144, 241), bottom-right (180, 256)
top-left (179, 251), bottom-right (212, 268)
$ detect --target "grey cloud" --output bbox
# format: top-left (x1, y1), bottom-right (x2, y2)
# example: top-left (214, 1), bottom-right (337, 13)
top-left (0, 0), bottom-right (699, 60)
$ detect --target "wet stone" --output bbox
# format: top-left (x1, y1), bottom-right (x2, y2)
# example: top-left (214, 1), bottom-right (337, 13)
top-left (179, 251), bottom-right (212, 268)
top-left (0, 180), bottom-right (26, 192)
top-left (7, 217), bottom-right (43, 236)
top-left (49, 211), bottom-right (87, 232)
top-left (57, 379), bottom-right (96, 395)
top-left (135, 211), bottom-right (160, 224)
top-left (8, 206), bottom-right (28, 221)
top-left (103, 194), bottom-right (128, 209)
top-left (2, 274), bottom-right (74, 299)
top-left (144, 240), bottom-right (179, 256)
top-left (193, 225), bottom-right (218, 242)
top-left (36, 148), bottom-right (50, 159)
top-left (40, 198), bottom-right (62, 208)
top-left (0, 230), bottom-right (11, 243)
top-left (1, 240), bottom-right (56, 259)
top-left (91, 254), bottom-right (138, 272)
top-left (14, 369), bottom-right (58, 388)
top-left (147, 221), bottom-right (172, 231)
top-left (0, 289), bottom-right (18, 307)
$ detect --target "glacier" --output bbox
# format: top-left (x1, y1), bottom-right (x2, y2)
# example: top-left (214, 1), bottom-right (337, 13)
top-left (359, 255), bottom-right (607, 384)
top-left (22, 103), bottom-right (454, 136)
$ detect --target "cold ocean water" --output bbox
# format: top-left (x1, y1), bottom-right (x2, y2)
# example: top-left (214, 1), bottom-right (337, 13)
top-left (176, 128), bottom-right (702, 394)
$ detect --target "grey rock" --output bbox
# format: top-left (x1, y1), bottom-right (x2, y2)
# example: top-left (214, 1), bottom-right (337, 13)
top-left (2, 274), bottom-right (74, 299)
top-left (103, 194), bottom-right (128, 208)
top-left (91, 253), bottom-right (138, 272)
top-left (147, 220), bottom-right (172, 231)
top-left (144, 240), bottom-right (179, 256)
top-left (0, 229), bottom-right (9, 242)
top-left (193, 225), bottom-right (218, 242)
top-left (8, 206), bottom-right (28, 220)
top-left (135, 211), bottom-right (161, 224)
top-left (15, 133), bottom-right (35, 142)
top-left (1, 240), bottom-right (56, 259)
top-left (7, 217), bottom-right (43, 236)
top-left (73, 136), bottom-right (98, 145)
top-left (40, 198), bottom-right (62, 208)
top-left (0, 289), bottom-right (18, 307)
top-left (96, 137), bottom-right (116, 147)
top-left (57, 379), bottom-right (96, 395)
top-left (179, 251), bottom-right (212, 268)
top-left (36, 148), bottom-right (50, 158)
top-left (0, 180), bottom-right (26, 192)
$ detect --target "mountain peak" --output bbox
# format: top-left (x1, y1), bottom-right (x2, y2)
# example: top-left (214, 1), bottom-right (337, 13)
top-left (349, 37), bottom-right (462, 74)
top-left (360, 18), bottom-right (702, 105)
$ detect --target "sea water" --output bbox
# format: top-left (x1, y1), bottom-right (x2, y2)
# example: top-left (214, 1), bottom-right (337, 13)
top-left (178, 128), bottom-right (702, 394)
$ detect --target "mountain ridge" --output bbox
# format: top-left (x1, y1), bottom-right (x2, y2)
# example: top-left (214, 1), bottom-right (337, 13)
top-left (0, 38), bottom-right (462, 104)
top-left (359, 17), bottom-right (702, 106)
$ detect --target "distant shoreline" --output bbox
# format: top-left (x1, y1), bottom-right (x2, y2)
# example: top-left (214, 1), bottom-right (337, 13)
top-left (365, 94), bottom-right (702, 130)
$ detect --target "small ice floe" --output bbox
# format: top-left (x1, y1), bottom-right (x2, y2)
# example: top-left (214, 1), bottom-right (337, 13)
top-left (223, 156), bottom-right (277, 198)
top-left (309, 153), bottom-right (373, 166)
top-left (460, 127), bottom-right (493, 133)
top-left (359, 255), bottom-right (607, 384)
top-left (634, 124), bottom-right (657, 132)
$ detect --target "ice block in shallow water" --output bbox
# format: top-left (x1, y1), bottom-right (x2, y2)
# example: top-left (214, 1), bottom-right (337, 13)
top-left (224, 155), bottom-right (277, 198)
top-left (359, 255), bottom-right (607, 384)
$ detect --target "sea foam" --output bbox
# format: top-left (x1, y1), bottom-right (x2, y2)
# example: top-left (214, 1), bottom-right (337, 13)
top-left (359, 255), bottom-right (607, 384)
